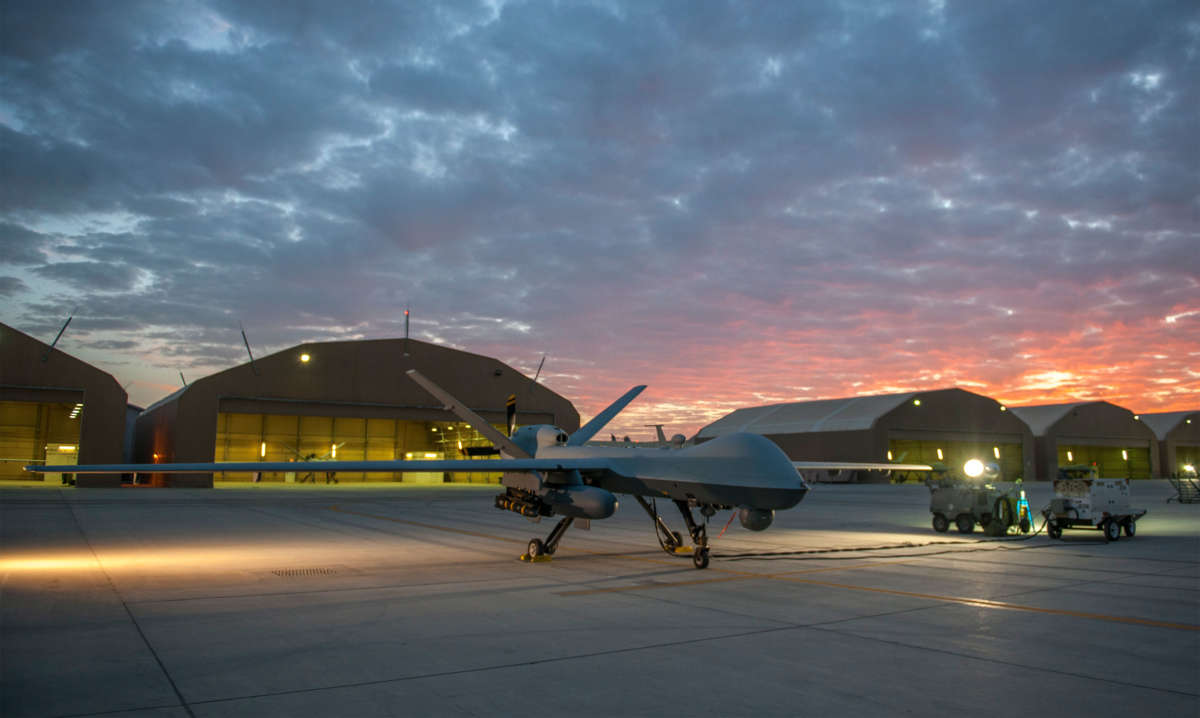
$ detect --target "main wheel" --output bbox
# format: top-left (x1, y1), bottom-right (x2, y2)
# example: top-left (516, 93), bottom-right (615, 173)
top-left (527, 538), bottom-right (545, 557)
top-left (692, 546), bottom-right (710, 569)
top-left (955, 515), bottom-right (975, 534)
top-left (1103, 519), bottom-right (1121, 542)
top-left (1047, 521), bottom-right (1062, 539)
top-left (1123, 519), bottom-right (1136, 537)
top-left (1019, 516), bottom-right (1031, 534)
top-left (932, 514), bottom-right (949, 533)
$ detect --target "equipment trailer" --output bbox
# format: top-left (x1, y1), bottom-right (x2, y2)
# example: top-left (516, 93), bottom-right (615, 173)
top-left (1042, 472), bottom-right (1145, 541)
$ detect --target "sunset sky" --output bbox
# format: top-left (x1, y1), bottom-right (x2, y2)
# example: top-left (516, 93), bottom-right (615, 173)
top-left (2, 1), bottom-right (1197, 439)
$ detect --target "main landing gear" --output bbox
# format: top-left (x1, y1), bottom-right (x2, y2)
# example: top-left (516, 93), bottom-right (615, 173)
top-left (634, 496), bottom-right (712, 569)
top-left (522, 516), bottom-right (574, 562)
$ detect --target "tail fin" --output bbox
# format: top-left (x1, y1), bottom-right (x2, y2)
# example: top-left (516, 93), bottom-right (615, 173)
top-left (565, 385), bottom-right (646, 446)
top-left (506, 394), bottom-right (517, 436)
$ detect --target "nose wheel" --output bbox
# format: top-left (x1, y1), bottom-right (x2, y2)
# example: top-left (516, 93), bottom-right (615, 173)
top-left (522, 517), bottom-right (574, 562)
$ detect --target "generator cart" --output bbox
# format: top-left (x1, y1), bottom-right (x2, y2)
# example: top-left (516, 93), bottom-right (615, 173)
top-left (1043, 467), bottom-right (1145, 541)
top-left (927, 466), bottom-right (1032, 536)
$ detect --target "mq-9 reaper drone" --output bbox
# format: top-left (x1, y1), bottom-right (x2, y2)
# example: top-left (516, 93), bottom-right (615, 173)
top-left (26, 370), bottom-right (931, 568)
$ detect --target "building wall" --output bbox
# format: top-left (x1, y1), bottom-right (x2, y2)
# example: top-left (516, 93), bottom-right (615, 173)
top-left (1034, 402), bottom-right (1158, 480)
top-left (710, 388), bottom-right (1034, 482)
top-left (878, 389), bottom-right (1035, 481)
top-left (133, 338), bottom-right (578, 487)
top-left (1156, 413), bottom-right (1199, 477)
top-left (0, 323), bottom-right (127, 486)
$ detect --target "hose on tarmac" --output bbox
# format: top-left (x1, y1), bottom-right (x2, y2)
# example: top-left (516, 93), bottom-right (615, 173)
top-left (714, 502), bottom-right (1113, 562)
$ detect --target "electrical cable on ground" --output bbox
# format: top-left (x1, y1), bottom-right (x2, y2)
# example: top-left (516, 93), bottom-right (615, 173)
top-left (712, 503), bottom-right (1105, 562)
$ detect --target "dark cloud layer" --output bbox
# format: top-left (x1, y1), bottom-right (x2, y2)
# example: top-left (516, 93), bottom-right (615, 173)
top-left (2, 0), bottom-right (1197, 434)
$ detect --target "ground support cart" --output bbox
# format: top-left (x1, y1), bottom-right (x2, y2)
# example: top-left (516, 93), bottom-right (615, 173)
top-left (1042, 476), bottom-right (1146, 541)
top-left (927, 477), bottom-right (1031, 536)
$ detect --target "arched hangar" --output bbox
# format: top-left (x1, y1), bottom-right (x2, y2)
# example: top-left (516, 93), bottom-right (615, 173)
top-left (1, 322), bottom-right (127, 487)
top-left (1138, 411), bottom-right (1199, 478)
top-left (136, 338), bottom-right (578, 487)
top-left (1008, 402), bottom-right (1158, 480)
top-left (695, 388), bottom-right (1034, 482)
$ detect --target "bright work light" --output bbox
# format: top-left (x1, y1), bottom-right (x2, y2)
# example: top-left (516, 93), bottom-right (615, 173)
top-left (964, 459), bottom-right (985, 478)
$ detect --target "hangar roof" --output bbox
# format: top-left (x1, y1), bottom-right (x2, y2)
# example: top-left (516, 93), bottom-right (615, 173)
top-left (1138, 411), bottom-right (1198, 439)
top-left (1006, 403), bottom-right (1084, 436)
top-left (697, 392), bottom-right (917, 438)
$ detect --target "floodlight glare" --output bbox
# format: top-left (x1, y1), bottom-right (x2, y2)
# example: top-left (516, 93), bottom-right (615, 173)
top-left (299, 353), bottom-right (311, 363)
top-left (963, 459), bottom-right (985, 478)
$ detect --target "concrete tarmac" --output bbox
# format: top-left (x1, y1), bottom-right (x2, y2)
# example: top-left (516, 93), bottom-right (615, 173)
top-left (2, 480), bottom-right (1196, 717)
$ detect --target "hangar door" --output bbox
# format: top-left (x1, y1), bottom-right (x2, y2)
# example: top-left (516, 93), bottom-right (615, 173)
top-left (1172, 444), bottom-right (1198, 477)
top-left (889, 438), bottom-right (1024, 482)
top-left (0, 400), bottom-right (82, 481)
top-left (1056, 442), bottom-right (1152, 479)
top-left (214, 412), bottom-right (503, 484)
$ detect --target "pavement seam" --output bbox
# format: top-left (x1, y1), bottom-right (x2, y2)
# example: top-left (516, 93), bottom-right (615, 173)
top-left (802, 621), bottom-right (1199, 699)
top-left (59, 495), bottom-right (199, 718)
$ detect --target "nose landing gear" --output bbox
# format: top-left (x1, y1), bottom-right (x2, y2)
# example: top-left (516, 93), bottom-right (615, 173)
top-left (522, 516), bottom-right (575, 562)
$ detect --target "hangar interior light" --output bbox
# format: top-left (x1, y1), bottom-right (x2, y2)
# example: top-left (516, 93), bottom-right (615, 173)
top-left (1067, 450), bottom-right (1074, 462)
top-left (936, 448), bottom-right (944, 460)
top-left (993, 446), bottom-right (1001, 459)
top-left (887, 450), bottom-right (893, 461)
top-left (1122, 449), bottom-right (1129, 461)
top-left (260, 442), bottom-right (266, 458)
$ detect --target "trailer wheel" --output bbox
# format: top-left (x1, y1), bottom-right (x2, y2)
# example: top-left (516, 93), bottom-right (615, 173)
top-left (1047, 522), bottom-right (1062, 539)
top-left (955, 515), bottom-right (974, 534)
top-left (932, 514), bottom-right (949, 533)
top-left (1103, 519), bottom-right (1121, 542)
top-left (1123, 519), bottom-right (1136, 537)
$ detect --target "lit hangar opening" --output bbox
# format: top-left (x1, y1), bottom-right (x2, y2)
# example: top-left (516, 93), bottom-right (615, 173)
top-left (0, 323), bottom-right (128, 486)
